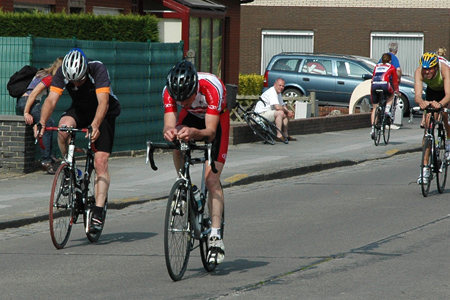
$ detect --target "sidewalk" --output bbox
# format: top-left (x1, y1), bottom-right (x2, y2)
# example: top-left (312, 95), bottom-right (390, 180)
top-left (0, 117), bottom-right (424, 229)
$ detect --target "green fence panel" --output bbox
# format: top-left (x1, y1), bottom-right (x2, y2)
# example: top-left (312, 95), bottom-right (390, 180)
top-left (0, 36), bottom-right (33, 114)
top-left (0, 36), bottom-right (183, 158)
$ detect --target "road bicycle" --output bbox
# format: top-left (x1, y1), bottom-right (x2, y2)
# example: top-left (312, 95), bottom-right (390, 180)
top-left (414, 106), bottom-right (450, 197)
top-left (372, 90), bottom-right (396, 146)
top-left (146, 140), bottom-right (225, 281)
top-left (37, 125), bottom-right (107, 249)
top-left (235, 98), bottom-right (288, 145)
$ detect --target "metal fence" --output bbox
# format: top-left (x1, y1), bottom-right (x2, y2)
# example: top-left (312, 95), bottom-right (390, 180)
top-left (0, 36), bottom-right (184, 155)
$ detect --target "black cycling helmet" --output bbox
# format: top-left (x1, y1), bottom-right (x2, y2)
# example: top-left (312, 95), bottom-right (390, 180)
top-left (166, 60), bottom-right (198, 101)
top-left (62, 48), bottom-right (88, 82)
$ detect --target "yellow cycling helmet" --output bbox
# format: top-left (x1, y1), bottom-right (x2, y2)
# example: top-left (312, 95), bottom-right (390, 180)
top-left (420, 52), bottom-right (439, 68)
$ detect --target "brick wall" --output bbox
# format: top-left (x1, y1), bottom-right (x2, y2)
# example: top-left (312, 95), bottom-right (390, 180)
top-left (0, 115), bottom-right (36, 174)
top-left (240, 6), bottom-right (450, 75)
top-left (230, 112), bottom-right (370, 145)
top-left (221, 0), bottom-right (241, 85)
top-left (243, 1), bottom-right (450, 8)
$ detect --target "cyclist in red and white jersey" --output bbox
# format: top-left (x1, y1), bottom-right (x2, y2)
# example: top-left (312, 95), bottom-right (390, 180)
top-left (162, 60), bottom-right (229, 264)
top-left (370, 53), bottom-right (399, 139)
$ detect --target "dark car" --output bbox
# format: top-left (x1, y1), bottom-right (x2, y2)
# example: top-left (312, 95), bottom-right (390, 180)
top-left (263, 52), bottom-right (424, 114)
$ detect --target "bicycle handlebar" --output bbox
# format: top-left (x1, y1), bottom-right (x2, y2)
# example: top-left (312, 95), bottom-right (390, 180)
top-left (146, 140), bottom-right (218, 174)
top-left (412, 106), bottom-right (450, 114)
top-left (35, 125), bottom-right (97, 152)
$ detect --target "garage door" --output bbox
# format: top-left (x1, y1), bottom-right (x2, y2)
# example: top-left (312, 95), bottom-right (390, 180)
top-left (371, 32), bottom-right (424, 77)
top-left (261, 30), bottom-right (313, 74)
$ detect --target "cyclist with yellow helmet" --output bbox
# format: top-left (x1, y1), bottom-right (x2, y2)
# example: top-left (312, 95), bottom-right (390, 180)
top-left (415, 51), bottom-right (450, 184)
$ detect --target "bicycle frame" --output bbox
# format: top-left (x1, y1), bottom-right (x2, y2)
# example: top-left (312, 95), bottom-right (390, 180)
top-left (372, 89), bottom-right (394, 146)
top-left (235, 99), bottom-right (288, 144)
top-left (44, 126), bottom-right (96, 205)
top-left (147, 140), bottom-right (217, 239)
top-left (147, 139), bottom-right (222, 280)
top-left (37, 125), bottom-right (104, 248)
top-left (414, 106), bottom-right (450, 196)
top-left (422, 108), bottom-right (446, 170)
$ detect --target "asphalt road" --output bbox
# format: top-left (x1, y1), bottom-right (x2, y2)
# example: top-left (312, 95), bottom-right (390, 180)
top-left (1, 152), bottom-right (450, 299)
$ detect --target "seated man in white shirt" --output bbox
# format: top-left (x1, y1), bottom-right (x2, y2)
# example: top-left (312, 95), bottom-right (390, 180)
top-left (254, 77), bottom-right (296, 142)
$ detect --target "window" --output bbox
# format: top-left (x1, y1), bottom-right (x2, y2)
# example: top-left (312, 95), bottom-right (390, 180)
top-left (189, 16), bottom-right (223, 77)
top-left (337, 61), bottom-right (348, 77)
top-left (211, 19), bottom-right (222, 76)
top-left (200, 18), bottom-right (211, 73)
top-left (93, 7), bottom-right (123, 15)
top-left (301, 59), bottom-right (331, 75)
top-left (272, 59), bottom-right (301, 72)
top-left (347, 62), bottom-right (368, 78)
top-left (14, 5), bottom-right (51, 13)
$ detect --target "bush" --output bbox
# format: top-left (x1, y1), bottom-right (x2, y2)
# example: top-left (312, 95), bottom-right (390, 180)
top-left (238, 73), bottom-right (264, 95)
top-left (0, 11), bottom-right (160, 42)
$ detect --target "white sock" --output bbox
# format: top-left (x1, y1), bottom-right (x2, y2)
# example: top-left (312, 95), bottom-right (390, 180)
top-left (385, 105), bottom-right (391, 113)
top-left (210, 227), bottom-right (221, 239)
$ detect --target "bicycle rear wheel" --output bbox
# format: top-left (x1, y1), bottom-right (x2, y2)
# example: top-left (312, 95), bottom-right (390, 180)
top-left (84, 167), bottom-right (108, 242)
top-left (49, 163), bottom-right (74, 249)
top-left (265, 116), bottom-right (289, 144)
top-left (245, 113), bottom-right (275, 145)
top-left (199, 189), bottom-right (225, 272)
top-left (383, 114), bottom-right (391, 145)
top-left (436, 134), bottom-right (448, 193)
top-left (373, 107), bottom-right (382, 146)
top-left (164, 180), bottom-right (191, 281)
top-left (420, 137), bottom-right (433, 197)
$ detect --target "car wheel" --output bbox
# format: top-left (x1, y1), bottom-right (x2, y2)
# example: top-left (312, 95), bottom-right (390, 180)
top-left (282, 88), bottom-right (303, 98)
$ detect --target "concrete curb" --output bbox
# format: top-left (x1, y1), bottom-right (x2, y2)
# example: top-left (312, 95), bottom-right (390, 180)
top-left (0, 146), bottom-right (421, 231)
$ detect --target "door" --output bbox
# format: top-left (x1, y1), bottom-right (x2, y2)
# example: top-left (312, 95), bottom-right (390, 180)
top-left (334, 60), bottom-right (371, 104)
top-left (298, 58), bottom-right (334, 102)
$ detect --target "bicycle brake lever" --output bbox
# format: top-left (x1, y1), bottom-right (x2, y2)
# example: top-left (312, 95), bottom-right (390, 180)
top-left (146, 141), bottom-right (158, 171)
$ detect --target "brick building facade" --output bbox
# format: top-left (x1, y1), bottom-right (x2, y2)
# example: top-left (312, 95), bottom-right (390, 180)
top-left (240, 1), bottom-right (450, 74)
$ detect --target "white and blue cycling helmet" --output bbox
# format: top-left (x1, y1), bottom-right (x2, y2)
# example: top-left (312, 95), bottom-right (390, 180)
top-left (62, 48), bottom-right (88, 82)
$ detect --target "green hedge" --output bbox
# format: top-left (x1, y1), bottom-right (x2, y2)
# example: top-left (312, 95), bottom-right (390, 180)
top-left (0, 11), bottom-right (159, 42)
top-left (238, 73), bottom-right (264, 95)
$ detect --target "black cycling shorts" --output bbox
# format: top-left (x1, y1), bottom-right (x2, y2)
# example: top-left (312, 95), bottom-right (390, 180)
top-left (61, 107), bottom-right (116, 153)
top-left (371, 83), bottom-right (393, 104)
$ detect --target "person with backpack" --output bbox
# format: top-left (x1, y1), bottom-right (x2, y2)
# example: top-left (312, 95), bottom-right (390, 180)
top-left (16, 57), bottom-right (63, 174)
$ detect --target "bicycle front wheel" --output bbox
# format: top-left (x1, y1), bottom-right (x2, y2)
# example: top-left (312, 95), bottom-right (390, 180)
top-left (420, 137), bottom-right (433, 197)
top-left (49, 163), bottom-right (74, 249)
top-left (383, 114), bottom-right (391, 145)
top-left (164, 180), bottom-right (191, 281)
top-left (245, 113), bottom-right (275, 145)
top-left (373, 107), bottom-right (382, 146)
top-left (437, 135), bottom-right (448, 193)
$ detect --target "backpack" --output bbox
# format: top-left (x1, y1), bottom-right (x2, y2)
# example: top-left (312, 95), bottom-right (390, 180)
top-left (7, 65), bottom-right (38, 98)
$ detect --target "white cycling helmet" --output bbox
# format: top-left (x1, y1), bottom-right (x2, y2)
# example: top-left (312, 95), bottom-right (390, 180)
top-left (62, 48), bottom-right (88, 82)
